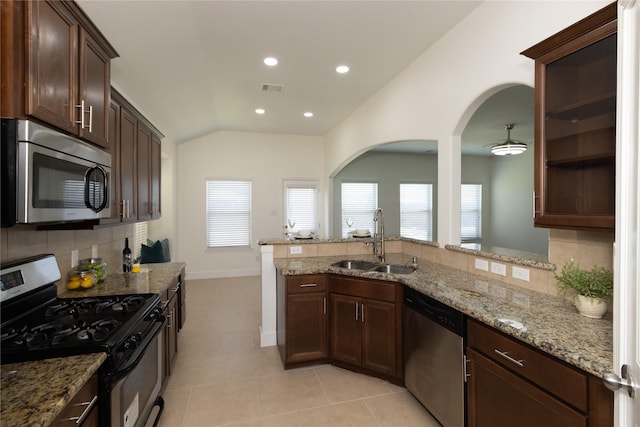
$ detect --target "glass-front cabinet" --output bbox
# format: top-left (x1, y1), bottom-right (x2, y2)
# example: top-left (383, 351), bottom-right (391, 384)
top-left (522, 2), bottom-right (616, 231)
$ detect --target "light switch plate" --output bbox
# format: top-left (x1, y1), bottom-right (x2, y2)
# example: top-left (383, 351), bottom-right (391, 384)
top-left (474, 258), bottom-right (489, 271)
top-left (289, 246), bottom-right (302, 255)
top-left (490, 262), bottom-right (506, 276)
top-left (512, 266), bottom-right (530, 282)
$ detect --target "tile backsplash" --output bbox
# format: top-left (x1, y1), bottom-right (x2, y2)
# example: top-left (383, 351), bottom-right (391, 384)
top-left (1, 224), bottom-right (136, 286)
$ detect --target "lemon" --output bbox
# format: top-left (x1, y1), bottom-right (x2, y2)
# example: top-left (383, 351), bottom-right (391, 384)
top-left (80, 277), bottom-right (94, 288)
top-left (67, 280), bottom-right (81, 290)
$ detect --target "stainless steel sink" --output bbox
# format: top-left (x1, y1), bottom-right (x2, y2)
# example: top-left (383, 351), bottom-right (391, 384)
top-left (370, 264), bottom-right (416, 275)
top-left (331, 260), bottom-right (378, 270)
top-left (331, 260), bottom-right (415, 275)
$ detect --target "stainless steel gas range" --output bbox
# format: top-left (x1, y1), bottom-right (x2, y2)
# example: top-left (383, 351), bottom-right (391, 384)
top-left (1, 254), bottom-right (166, 427)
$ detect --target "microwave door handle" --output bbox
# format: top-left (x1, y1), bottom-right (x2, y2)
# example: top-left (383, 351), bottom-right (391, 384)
top-left (85, 166), bottom-right (108, 212)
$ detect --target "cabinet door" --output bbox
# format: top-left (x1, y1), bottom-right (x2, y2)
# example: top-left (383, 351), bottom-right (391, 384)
top-left (150, 134), bottom-right (161, 219)
top-left (361, 298), bottom-right (396, 376)
top-left (119, 108), bottom-right (137, 222)
top-left (467, 348), bottom-right (586, 427)
top-left (27, 0), bottom-right (78, 135)
top-left (287, 293), bottom-right (327, 362)
top-left (163, 294), bottom-right (178, 378)
top-left (330, 293), bottom-right (361, 366)
top-left (99, 98), bottom-right (121, 224)
top-left (137, 123), bottom-right (152, 221)
top-left (77, 27), bottom-right (111, 148)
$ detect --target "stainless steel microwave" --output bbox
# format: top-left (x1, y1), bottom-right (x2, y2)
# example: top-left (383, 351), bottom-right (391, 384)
top-left (1, 119), bottom-right (112, 227)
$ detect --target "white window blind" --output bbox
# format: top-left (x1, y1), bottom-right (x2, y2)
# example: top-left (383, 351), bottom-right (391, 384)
top-left (461, 184), bottom-right (482, 241)
top-left (400, 183), bottom-right (433, 241)
top-left (134, 222), bottom-right (148, 259)
top-left (206, 180), bottom-right (252, 248)
top-left (285, 182), bottom-right (318, 233)
top-left (341, 182), bottom-right (377, 237)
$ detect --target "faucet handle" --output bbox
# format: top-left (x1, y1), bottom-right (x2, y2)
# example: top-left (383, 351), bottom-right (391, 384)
top-left (412, 256), bottom-right (418, 267)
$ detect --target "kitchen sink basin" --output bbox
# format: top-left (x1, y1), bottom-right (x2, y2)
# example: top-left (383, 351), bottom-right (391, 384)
top-left (331, 260), bottom-right (378, 270)
top-left (370, 264), bottom-right (416, 275)
top-left (331, 260), bottom-right (415, 275)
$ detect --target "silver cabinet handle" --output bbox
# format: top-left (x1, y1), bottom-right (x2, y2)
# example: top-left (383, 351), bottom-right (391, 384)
top-left (88, 104), bottom-right (93, 132)
top-left (494, 349), bottom-right (524, 367)
top-left (300, 283), bottom-right (317, 288)
top-left (361, 304), bottom-right (365, 323)
top-left (355, 302), bottom-right (359, 321)
top-left (75, 100), bottom-right (86, 129)
top-left (323, 297), bottom-right (326, 315)
top-left (61, 395), bottom-right (98, 425)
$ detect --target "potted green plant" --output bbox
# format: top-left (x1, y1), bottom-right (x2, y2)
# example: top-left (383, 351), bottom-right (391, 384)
top-left (555, 259), bottom-right (613, 319)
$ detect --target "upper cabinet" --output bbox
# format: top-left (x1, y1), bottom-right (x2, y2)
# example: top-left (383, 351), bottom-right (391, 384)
top-left (522, 3), bottom-right (616, 232)
top-left (1, 0), bottom-right (118, 148)
top-left (110, 88), bottom-right (163, 224)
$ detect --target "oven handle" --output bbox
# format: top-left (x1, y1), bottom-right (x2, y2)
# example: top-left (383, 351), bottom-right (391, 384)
top-left (110, 318), bottom-right (166, 382)
top-left (150, 396), bottom-right (165, 427)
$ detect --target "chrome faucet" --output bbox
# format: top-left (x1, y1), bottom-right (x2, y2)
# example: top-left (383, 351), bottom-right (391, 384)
top-left (373, 208), bottom-right (385, 263)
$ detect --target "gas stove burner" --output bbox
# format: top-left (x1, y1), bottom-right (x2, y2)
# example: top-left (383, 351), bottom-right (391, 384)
top-left (45, 301), bottom-right (77, 318)
top-left (77, 318), bottom-right (121, 342)
top-left (51, 322), bottom-right (84, 346)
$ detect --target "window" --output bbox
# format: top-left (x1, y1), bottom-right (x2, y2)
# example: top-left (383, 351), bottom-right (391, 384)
top-left (134, 222), bottom-right (148, 259)
top-left (206, 180), bottom-right (252, 247)
top-left (461, 184), bottom-right (482, 241)
top-left (341, 182), bottom-right (378, 237)
top-left (284, 181), bottom-right (319, 233)
top-left (400, 183), bottom-right (433, 241)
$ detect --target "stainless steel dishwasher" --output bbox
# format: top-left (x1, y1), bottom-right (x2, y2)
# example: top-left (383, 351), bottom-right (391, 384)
top-left (404, 286), bottom-right (466, 427)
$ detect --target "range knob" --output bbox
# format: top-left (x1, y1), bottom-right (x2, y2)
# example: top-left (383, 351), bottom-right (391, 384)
top-left (124, 332), bottom-right (143, 350)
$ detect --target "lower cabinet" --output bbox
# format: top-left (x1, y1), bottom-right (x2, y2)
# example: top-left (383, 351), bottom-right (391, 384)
top-left (277, 273), bottom-right (328, 366)
top-left (51, 374), bottom-right (99, 427)
top-left (161, 270), bottom-right (186, 387)
top-left (467, 319), bottom-right (613, 427)
top-left (329, 275), bottom-right (403, 381)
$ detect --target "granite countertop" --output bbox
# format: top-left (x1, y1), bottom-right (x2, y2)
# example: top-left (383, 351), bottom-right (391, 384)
top-left (58, 261), bottom-right (186, 298)
top-left (274, 253), bottom-right (613, 378)
top-left (0, 353), bottom-right (106, 427)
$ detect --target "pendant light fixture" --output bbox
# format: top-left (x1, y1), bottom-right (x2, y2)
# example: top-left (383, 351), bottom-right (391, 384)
top-left (491, 124), bottom-right (527, 156)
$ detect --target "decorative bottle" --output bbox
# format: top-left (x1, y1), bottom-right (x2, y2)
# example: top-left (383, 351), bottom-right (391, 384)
top-left (122, 238), bottom-right (132, 273)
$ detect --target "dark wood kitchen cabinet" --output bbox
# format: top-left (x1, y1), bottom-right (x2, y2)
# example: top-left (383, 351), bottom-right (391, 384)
top-left (467, 319), bottom-right (613, 427)
top-left (521, 3), bottom-right (617, 231)
top-left (161, 269), bottom-right (185, 385)
top-left (277, 273), bottom-right (328, 367)
top-left (0, 0), bottom-right (118, 148)
top-left (51, 374), bottom-right (99, 427)
top-left (109, 88), bottom-right (163, 223)
top-left (329, 275), bottom-right (403, 382)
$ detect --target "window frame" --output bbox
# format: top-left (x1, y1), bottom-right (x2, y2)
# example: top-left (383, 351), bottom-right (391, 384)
top-left (340, 181), bottom-right (378, 237)
top-left (283, 180), bottom-right (320, 234)
top-left (461, 183), bottom-right (482, 242)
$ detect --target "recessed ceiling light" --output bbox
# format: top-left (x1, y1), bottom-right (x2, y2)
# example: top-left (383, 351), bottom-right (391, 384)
top-left (303, 112), bottom-right (314, 118)
top-left (336, 65), bottom-right (350, 74)
top-left (255, 108), bottom-right (266, 114)
top-left (264, 57), bottom-right (278, 66)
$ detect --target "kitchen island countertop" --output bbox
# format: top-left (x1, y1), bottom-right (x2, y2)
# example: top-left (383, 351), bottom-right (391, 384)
top-left (0, 353), bottom-right (106, 427)
top-left (274, 253), bottom-right (612, 378)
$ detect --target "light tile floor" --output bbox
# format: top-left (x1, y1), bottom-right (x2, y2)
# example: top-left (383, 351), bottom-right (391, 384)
top-left (158, 276), bottom-right (441, 427)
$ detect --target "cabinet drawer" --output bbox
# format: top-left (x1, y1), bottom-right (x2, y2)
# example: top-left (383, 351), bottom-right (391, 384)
top-left (467, 320), bottom-right (588, 411)
top-left (52, 374), bottom-right (99, 426)
top-left (329, 276), bottom-right (396, 302)
top-left (287, 275), bottom-right (327, 294)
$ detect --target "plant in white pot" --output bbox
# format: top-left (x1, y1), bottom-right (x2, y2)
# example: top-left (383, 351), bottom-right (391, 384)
top-left (555, 259), bottom-right (613, 319)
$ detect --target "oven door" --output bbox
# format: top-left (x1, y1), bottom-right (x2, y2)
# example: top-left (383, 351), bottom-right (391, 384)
top-left (110, 331), bottom-right (164, 427)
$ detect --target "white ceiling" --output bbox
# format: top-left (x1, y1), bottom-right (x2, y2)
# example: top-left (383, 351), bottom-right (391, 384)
top-left (76, 0), bottom-right (483, 144)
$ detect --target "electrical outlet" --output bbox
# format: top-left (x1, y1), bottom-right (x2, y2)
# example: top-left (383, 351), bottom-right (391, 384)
top-left (490, 262), bottom-right (506, 276)
top-left (289, 246), bottom-right (302, 255)
top-left (512, 266), bottom-right (530, 282)
top-left (474, 258), bottom-right (489, 271)
top-left (71, 249), bottom-right (78, 267)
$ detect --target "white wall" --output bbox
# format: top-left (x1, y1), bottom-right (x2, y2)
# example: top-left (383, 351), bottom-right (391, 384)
top-left (324, 0), bottom-right (609, 246)
top-left (177, 131), bottom-right (324, 278)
